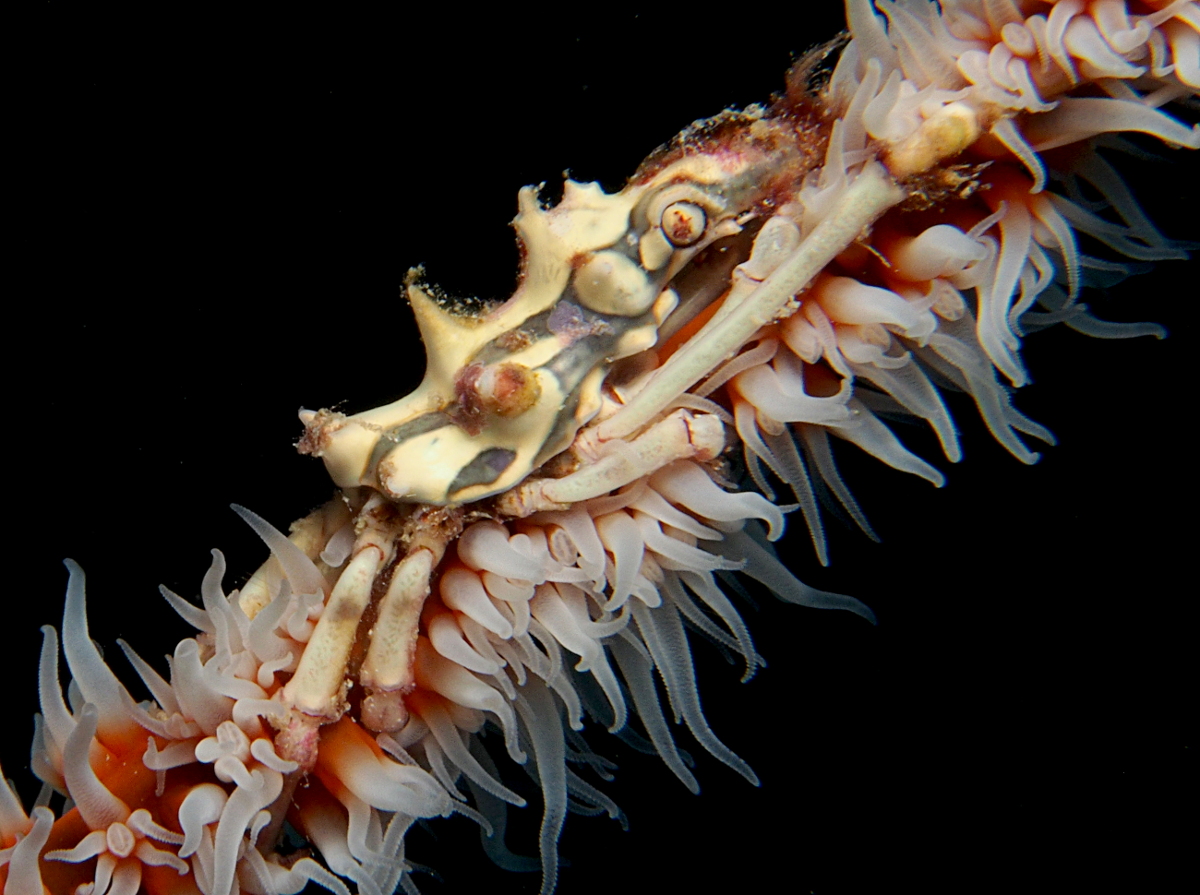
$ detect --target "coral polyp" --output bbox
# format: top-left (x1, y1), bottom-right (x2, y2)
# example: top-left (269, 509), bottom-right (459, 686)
top-left (6, 4), bottom-right (1196, 894)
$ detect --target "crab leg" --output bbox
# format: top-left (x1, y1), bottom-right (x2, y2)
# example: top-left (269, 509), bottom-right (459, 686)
top-left (282, 496), bottom-right (396, 717)
top-left (359, 547), bottom-right (435, 732)
top-left (599, 163), bottom-right (905, 441)
top-left (495, 409), bottom-right (724, 517)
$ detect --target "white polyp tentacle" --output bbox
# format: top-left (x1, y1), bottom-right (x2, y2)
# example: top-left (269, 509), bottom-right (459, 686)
top-left (1, 804), bottom-right (53, 894)
top-left (411, 637), bottom-right (525, 764)
top-left (529, 586), bottom-right (627, 733)
top-left (172, 639), bottom-right (237, 736)
top-left (0, 772), bottom-right (30, 847)
top-left (649, 460), bottom-right (786, 541)
top-left (60, 705), bottom-right (130, 831)
top-left (210, 766), bottom-right (284, 895)
top-left (255, 853), bottom-right (355, 895)
top-left (427, 610), bottom-right (501, 675)
top-left (439, 566), bottom-right (514, 638)
top-left (627, 483), bottom-right (722, 540)
top-left (295, 802), bottom-right (381, 895)
top-left (61, 563), bottom-right (142, 747)
top-left (178, 783), bottom-right (227, 859)
top-left (634, 512), bottom-right (740, 575)
top-left (733, 352), bottom-right (854, 427)
top-left (34, 626), bottom-right (72, 788)
top-left (319, 722), bottom-right (452, 819)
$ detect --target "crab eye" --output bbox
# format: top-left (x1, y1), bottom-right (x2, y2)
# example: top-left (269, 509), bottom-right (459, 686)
top-left (660, 200), bottom-right (706, 247)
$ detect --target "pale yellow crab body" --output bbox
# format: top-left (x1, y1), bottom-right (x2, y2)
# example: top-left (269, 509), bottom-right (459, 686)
top-left (302, 115), bottom-right (818, 505)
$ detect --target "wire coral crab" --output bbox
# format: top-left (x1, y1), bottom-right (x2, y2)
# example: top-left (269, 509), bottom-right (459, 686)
top-left (5, 3), bottom-right (1197, 894)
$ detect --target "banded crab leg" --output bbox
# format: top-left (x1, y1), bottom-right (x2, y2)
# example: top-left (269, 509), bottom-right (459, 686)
top-left (358, 546), bottom-right (436, 731)
top-left (494, 408), bottom-right (725, 517)
top-left (267, 412), bottom-right (725, 740)
top-left (281, 495), bottom-right (399, 719)
top-left (240, 498), bottom-right (465, 761)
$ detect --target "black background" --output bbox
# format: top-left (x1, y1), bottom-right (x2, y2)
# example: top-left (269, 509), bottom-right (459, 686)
top-left (7, 6), bottom-right (1194, 894)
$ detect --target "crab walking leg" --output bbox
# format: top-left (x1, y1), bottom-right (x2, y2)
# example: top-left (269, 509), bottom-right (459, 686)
top-left (283, 496), bottom-right (396, 717)
top-left (238, 499), bottom-right (349, 619)
top-left (599, 163), bottom-right (905, 441)
top-left (495, 410), bottom-right (725, 517)
top-left (359, 547), bottom-right (435, 732)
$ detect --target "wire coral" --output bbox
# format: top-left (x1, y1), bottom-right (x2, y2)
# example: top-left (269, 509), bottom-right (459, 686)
top-left (6, 4), bottom-right (1197, 894)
